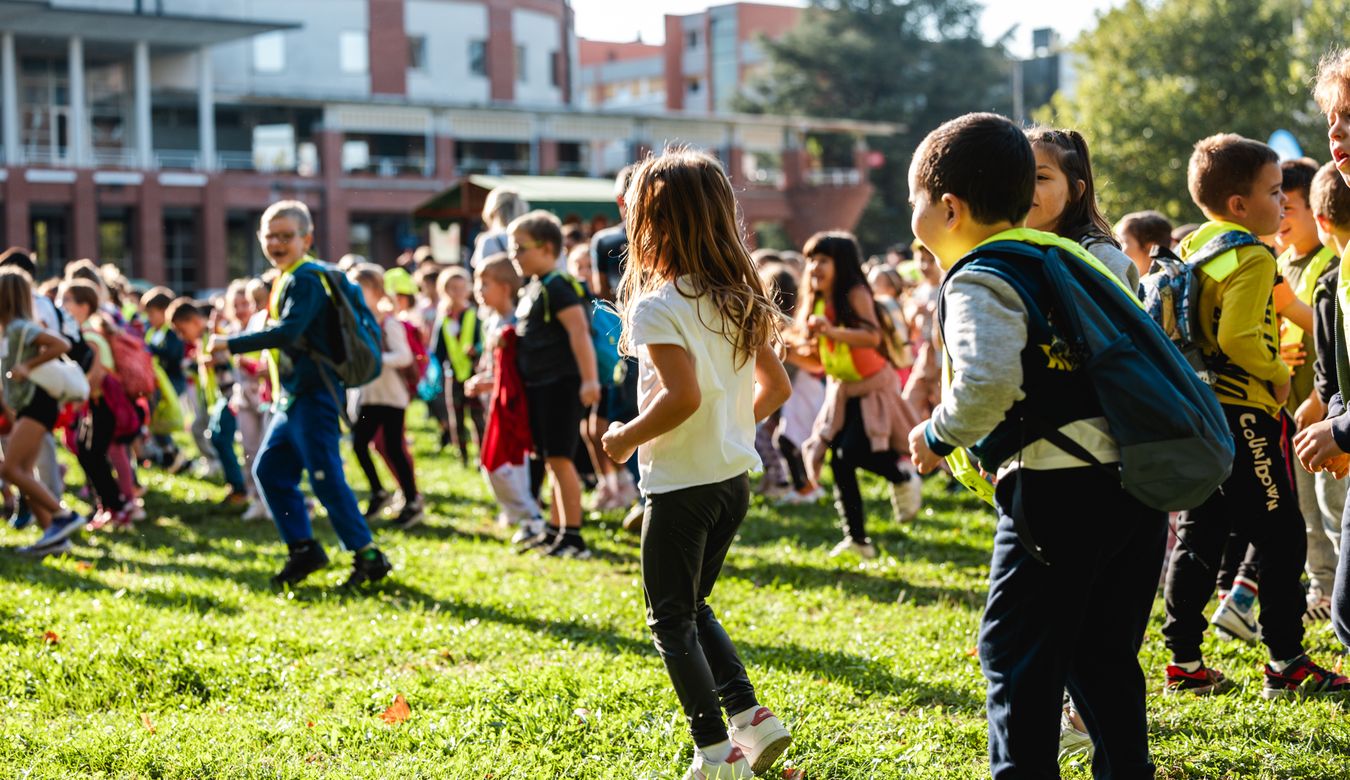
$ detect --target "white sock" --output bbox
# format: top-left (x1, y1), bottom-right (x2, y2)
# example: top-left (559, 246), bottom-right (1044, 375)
top-left (1270, 655), bottom-right (1304, 673)
top-left (604, 471), bottom-right (620, 492)
top-left (729, 707), bottom-right (758, 730)
top-left (1174, 659), bottom-right (1202, 673)
top-left (699, 740), bottom-right (732, 763)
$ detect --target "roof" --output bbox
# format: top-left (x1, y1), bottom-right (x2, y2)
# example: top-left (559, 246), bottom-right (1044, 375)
top-left (0, 0), bottom-right (298, 48)
top-left (414, 175), bottom-right (620, 227)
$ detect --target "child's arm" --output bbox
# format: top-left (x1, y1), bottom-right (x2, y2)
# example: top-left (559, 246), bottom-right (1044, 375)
top-left (807, 286), bottom-right (882, 349)
top-left (601, 343), bottom-right (698, 464)
top-left (9, 329), bottom-right (71, 381)
top-left (555, 304), bottom-right (599, 405)
top-left (221, 275), bottom-right (324, 355)
top-left (1217, 257), bottom-right (1289, 387)
top-left (752, 341), bottom-right (791, 423)
top-left (382, 318), bottom-right (413, 370)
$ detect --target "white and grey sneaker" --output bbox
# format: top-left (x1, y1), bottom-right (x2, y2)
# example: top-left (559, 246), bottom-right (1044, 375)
top-left (728, 707), bottom-right (792, 775)
top-left (891, 467), bottom-right (923, 522)
top-left (683, 746), bottom-right (752, 780)
top-left (1211, 594), bottom-right (1260, 644)
top-left (17, 537), bottom-right (73, 558)
top-left (511, 518), bottom-right (545, 545)
top-left (1057, 709), bottom-right (1093, 763)
top-left (829, 538), bottom-right (877, 560)
top-left (394, 495), bottom-right (425, 530)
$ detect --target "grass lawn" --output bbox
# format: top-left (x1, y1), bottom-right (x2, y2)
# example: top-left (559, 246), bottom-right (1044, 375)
top-left (1, 409), bottom-right (1347, 778)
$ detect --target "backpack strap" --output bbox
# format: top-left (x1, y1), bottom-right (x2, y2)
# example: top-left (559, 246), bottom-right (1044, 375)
top-left (1186, 230), bottom-right (1263, 267)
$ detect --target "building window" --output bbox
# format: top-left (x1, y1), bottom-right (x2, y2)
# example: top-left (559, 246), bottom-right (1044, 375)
top-left (549, 50), bottom-right (560, 88)
top-left (686, 30), bottom-right (700, 49)
top-left (408, 35), bottom-right (427, 71)
top-left (252, 31), bottom-right (285, 73)
top-left (340, 31), bottom-right (368, 74)
top-left (688, 77), bottom-right (702, 94)
top-left (469, 40), bottom-right (487, 76)
top-left (516, 45), bottom-right (527, 83)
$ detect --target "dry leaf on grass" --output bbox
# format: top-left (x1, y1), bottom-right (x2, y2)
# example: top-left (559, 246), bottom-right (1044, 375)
top-left (783, 769), bottom-right (806, 780)
top-left (380, 694), bottom-right (411, 724)
top-left (42, 631), bottom-right (59, 645)
top-left (74, 561), bottom-right (92, 572)
top-left (140, 713), bottom-right (155, 734)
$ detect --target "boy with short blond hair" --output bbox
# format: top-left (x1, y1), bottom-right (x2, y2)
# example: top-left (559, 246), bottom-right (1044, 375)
top-left (1161, 133), bottom-right (1349, 700)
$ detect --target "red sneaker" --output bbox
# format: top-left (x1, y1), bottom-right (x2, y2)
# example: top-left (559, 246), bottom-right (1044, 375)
top-left (1262, 655), bottom-right (1350, 700)
top-left (1164, 663), bottom-right (1234, 696)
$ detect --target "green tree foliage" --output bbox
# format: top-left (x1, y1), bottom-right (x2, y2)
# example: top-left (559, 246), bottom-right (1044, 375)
top-left (1042, 0), bottom-right (1350, 224)
top-left (741, 0), bottom-right (1011, 253)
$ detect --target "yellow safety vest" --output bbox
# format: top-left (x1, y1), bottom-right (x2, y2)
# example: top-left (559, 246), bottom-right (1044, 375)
top-left (266, 256), bottom-right (313, 397)
top-left (199, 335), bottom-right (219, 408)
top-left (814, 299), bottom-right (863, 382)
top-left (1278, 245), bottom-right (1336, 346)
top-left (940, 228), bottom-right (1138, 506)
top-left (442, 308), bottom-right (478, 383)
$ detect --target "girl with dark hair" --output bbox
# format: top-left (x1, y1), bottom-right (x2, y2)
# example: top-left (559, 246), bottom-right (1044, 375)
top-left (795, 231), bottom-right (923, 559)
top-left (1025, 127), bottom-right (1139, 294)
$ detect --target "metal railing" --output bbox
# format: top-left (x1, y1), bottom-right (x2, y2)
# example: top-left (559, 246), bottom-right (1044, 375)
top-left (804, 168), bottom-right (863, 187)
top-left (345, 155), bottom-right (430, 177)
top-left (457, 157), bottom-right (531, 175)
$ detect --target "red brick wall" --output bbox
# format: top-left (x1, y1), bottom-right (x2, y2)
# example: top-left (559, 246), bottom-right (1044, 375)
top-left (663, 15), bottom-right (683, 111)
top-left (488, 3), bottom-right (515, 101)
top-left (368, 0), bottom-right (408, 96)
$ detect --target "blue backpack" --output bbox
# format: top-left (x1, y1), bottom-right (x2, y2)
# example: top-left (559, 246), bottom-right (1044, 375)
top-left (977, 240), bottom-right (1235, 514)
top-left (541, 271), bottom-right (623, 387)
top-left (1138, 231), bottom-right (1263, 386)
top-left (296, 263), bottom-right (383, 426)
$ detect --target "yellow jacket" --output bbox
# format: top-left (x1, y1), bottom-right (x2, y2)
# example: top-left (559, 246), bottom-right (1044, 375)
top-left (1181, 220), bottom-right (1288, 418)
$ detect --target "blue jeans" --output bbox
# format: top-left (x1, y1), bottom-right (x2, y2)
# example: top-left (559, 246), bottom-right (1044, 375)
top-left (1331, 491), bottom-right (1350, 647)
top-left (254, 391), bottom-right (372, 551)
top-left (983, 467), bottom-right (1165, 780)
top-left (208, 397), bottom-right (245, 493)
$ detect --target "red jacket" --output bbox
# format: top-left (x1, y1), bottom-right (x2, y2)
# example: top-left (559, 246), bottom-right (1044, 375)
top-left (481, 326), bottom-right (533, 471)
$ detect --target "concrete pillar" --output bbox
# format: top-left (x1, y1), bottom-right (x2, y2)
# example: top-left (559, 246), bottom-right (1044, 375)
top-left (68, 37), bottom-right (88, 166)
top-left (134, 41), bottom-right (152, 168)
top-left (72, 171), bottom-right (97, 259)
top-left (2, 33), bottom-right (20, 166)
top-left (4, 171), bottom-right (28, 249)
top-left (197, 48), bottom-right (216, 171)
top-left (201, 176), bottom-right (226, 289)
top-left (137, 177), bottom-right (165, 283)
top-left (539, 139), bottom-right (559, 175)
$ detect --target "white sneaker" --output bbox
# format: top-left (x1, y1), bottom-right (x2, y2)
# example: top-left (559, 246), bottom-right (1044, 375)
top-left (588, 482), bottom-right (615, 512)
top-left (1211, 593), bottom-right (1260, 644)
top-left (776, 486), bottom-right (824, 506)
top-left (728, 707), bottom-right (792, 775)
top-left (829, 538), bottom-right (877, 559)
top-left (683, 747), bottom-right (752, 780)
top-left (242, 501), bottom-right (270, 522)
top-left (891, 469), bottom-right (923, 522)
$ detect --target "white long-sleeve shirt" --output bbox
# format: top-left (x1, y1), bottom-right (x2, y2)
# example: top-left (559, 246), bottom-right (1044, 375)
top-left (357, 315), bottom-right (414, 409)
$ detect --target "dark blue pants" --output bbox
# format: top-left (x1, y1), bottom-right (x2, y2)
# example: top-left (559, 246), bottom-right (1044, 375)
top-left (254, 391), bottom-right (372, 552)
top-left (982, 466), bottom-right (1165, 780)
top-left (1331, 494), bottom-right (1350, 647)
top-left (208, 397), bottom-right (245, 493)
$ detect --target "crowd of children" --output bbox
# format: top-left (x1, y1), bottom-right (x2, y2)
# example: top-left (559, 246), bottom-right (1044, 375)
top-left (10, 47), bottom-right (1350, 780)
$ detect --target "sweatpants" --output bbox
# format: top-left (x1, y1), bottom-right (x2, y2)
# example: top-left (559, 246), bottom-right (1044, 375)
top-left (983, 466), bottom-right (1165, 780)
top-left (1332, 493), bottom-right (1350, 647)
top-left (208, 397), bottom-right (246, 494)
top-left (76, 399), bottom-right (123, 512)
top-left (1163, 405), bottom-right (1307, 663)
top-left (829, 398), bottom-right (911, 543)
top-left (353, 404), bottom-right (417, 498)
top-left (483, 461), bottom-right (542, 524)
top-left (753, 414), bottom-right (786, 489)
top-left (642, 473), bottom-right (759, 748)
top-left (237, 405), bottom-right (268, 500)
top-left (184, 389), bottom-right (218, 466)
top-left (254, 391), bottom-right (372, 552)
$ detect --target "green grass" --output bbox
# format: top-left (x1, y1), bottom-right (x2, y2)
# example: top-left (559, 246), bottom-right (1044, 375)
top-left (1, 409), bottom-right (1348, 778)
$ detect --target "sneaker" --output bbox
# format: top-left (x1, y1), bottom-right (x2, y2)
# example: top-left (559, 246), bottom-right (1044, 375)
top-left (544, 533), bottom-right (592, 559)
top-left (511, 518), bottom-right (545, 545)
top-left (612, 479), bottom-right (639, 508)
top-left (588, 481), bottom-right (615, 512)
top-left (167, 452), bottom-right (192, 475)
top-left (17, 538), bottom-right (72, 558)
top-left (110, 508), bottom-right (135, 531)
top-left (891, 469), bottom-right (923, 522)
top-left (270, 541), bottom-right (330, 588)
top-left (683, 747), bottom-right (752, 780)
top-left (1211, 593), bottom-right (1260, 644)
top-left (126, 503), bottom-right (147, 523)
top-left (1262, 655), bottom-right (1350, 700)
top-left (393, 495), bottom-right (425, 530)
top-left (829, 538), bottom-right (877, 559)
top-left (342, 547), bottom-right (392, 588)
top-left (756, 481), bottom-right (791, 501)
top-left (364, 489), bottom-right (392, 521)
top-left (776, 486), bottom-right (825, 506)
top-left (41, 512), bottom-right (88, 546)
top-left (621, 502), bottom-right (645, 534)
top-left (728, 707), bottom-right (792, 775)
top-left (9, 498), bottom-right (31, 530)
top-left (1057, 709), bottom-right (1093, 763)
top-left (1305, 595), bottom-right (1334, 625)
top-left (517, 525), bottom-right (560, 552)
top-left (1164, 663), bottom-right (1234, 696)
top-left (242, 501), bottom-right (270, 522)
top-left (87, 509), bottom-right (115, 532)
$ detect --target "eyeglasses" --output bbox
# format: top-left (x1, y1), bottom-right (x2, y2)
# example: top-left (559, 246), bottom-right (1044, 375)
top-left (512, 240), bottom-right (546, 252)
top-left (258, 231), bottom-right (300, 243)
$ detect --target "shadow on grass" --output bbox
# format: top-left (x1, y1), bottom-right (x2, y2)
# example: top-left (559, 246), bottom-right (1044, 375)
top-left (719, 556), bottom-right (984, 609)
top-left (366, 580), bottom-right (982, 709)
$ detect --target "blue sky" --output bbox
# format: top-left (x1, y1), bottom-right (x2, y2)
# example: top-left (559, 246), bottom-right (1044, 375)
top-left (571, 0), bottom-right (1126, 57)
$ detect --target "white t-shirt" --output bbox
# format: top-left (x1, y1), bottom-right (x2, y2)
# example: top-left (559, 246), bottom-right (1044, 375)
top-left (631, 277), bottom-right (760, 494)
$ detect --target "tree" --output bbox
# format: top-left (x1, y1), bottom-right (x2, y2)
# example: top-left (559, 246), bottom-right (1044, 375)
top-left (1042, 0), bottom-right (1328, 224)
top-left (740, 0), bottom-right (1011, 253)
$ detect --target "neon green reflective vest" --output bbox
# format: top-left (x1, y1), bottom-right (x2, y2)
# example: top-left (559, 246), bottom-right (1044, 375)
top-left (442, 308), bottom-right (478, 383)
top-left (814, 299), bottom-right (863, 382)
top-left (1278, 245), bottom-right (1336, 347)
top-left (940, 228), bottom-right (1139, 506)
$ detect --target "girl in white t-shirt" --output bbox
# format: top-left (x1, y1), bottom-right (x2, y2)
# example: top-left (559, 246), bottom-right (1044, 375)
top-left (601, 149), bottom-right (793, 780)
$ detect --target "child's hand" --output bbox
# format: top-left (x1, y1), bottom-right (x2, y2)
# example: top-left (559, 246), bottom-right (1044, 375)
top-left (8, 364), bottom-right (29, 382)
top-left (1273, 380), bottom-right (1292, 404)
top-left (908, 423), bottom-right (945, 475)
top-left (464, 374), bottom-right (490, 396)
top-left (1324, 453), bottom-right (1350, 479)
top-left (1295, 393), bottom-right (1326, 432)
top-left (205, 335), bottom-right (226, 355)
top-left (601, 421), bottom-right (636, 464)
top-left (579, 380), bottom-right (601, 407)
top-left (1294, 418), bottom-right (1347, 473)
top-left (1280, 341), bottom-right (1306, 369)
top-left (806, 315), bottom-right (829, 335)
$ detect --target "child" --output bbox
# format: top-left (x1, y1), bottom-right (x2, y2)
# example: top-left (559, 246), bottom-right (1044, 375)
top-left (227, 279), bottom-right (270, 520)
top-left (1159, 134), bottom-right (1348, 698)
top-left (1, 268), bottom-right (85, 556)
top-left (509, 209), bottom-right (600, 558)
top-left (1114, 210), bottom-right (1174, 278)
top-left (867, 264), bottom-right (916, 380)
top-left (432, 267), bottom-right (486, 465)
top-left (466, 253), bottom-right (545, 543)
top-left (168, 298), bottom-right (236, 499)
top-left (600, 149), bottom-right (793, 780)
top-left (906, 113), bottom-right (1168, 777)
top-left (901, 243), bottom-right (943, 418)
top-left (797, 231), bottom-right (924, 558)
top-left (60, 280), bottom-right (131, 530)
top-left (142, 286), bottom-right (185, 470)
top-left (348, 263), bottom-right (422, 529)
top-left (1025, 127), bottom-right (1138, 292)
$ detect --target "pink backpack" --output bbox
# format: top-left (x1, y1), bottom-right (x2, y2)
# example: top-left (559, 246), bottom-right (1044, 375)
top-left (110, 328), bottom-right (156, 398)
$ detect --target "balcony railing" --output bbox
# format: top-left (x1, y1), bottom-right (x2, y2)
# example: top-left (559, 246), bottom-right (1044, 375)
top-left (345, 156), bottom-right (430, 177)
top-left (804, 168), bottom-right (863, 187)
top-left (154, 149), bottom-right (200, 170)
top-left (458, 157), bottom-right (531, 175)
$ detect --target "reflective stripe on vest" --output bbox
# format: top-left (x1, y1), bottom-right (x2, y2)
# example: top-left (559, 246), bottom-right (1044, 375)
top-left (199, 335), bottom-right (219, 408)
top-left (1279, 245), bottom-right (1336, 346)
top-left (266, 256), bottom-right (313, 395)
top-left (939, 227), bottom-right (1136, 505)
top-left (814, 299), bottom-right (862, 382)
top-left (1181, 221), bottom-right (1256, 282)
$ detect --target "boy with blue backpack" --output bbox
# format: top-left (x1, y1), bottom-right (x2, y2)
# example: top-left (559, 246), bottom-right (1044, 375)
top-left (1158, 134), bottom-right (1349, 699)
top-left (906, 113), bottom-right (1171, 778)
top-left (208, 200), bottom-right (391, 589)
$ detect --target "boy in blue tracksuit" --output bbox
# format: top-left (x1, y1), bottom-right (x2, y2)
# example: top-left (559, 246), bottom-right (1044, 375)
top-left (210, 200), bottom-right (391, 589)
top-left (906, 113), bottom-right (1166, 779)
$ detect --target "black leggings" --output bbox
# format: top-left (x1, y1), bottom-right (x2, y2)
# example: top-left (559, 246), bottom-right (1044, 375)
top-left (775, 433), bottom-right (810, 491)
top-left (830, 397), bottom-right (911, 543)
top-left (352, 405), bottom-right (416, 497)
top-left (77, 398), bottom-right (124, 512)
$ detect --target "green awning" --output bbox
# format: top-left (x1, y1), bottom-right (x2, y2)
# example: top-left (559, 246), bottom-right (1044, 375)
top-left (414, 174), bottom-right (620, 227)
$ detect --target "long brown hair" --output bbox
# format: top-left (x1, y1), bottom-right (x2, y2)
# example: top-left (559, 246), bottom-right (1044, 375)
top-left (0, 266), bottom-right (33, 325)
top-left (617, 148), bottom-right (778, 365)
